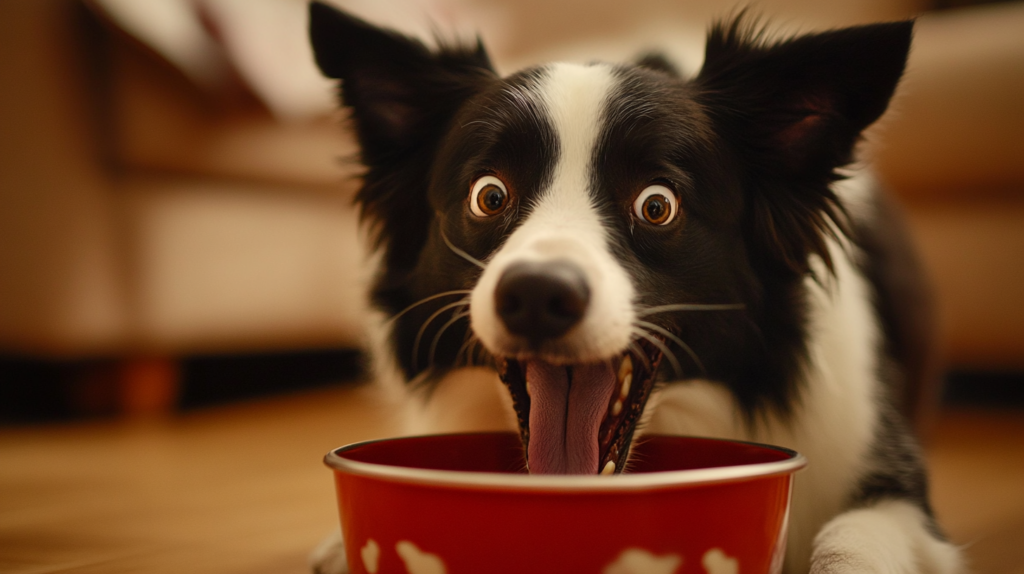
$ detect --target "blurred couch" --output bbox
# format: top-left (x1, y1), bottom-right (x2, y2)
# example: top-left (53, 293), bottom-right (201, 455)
top-left (1, 0), bottom-right (370, 356)
top-left (1, 0), bottom-right (1022, 414)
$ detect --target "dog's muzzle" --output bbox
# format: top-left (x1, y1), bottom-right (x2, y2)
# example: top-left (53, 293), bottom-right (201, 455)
top-left (490, 259), bottom-right (663, 476)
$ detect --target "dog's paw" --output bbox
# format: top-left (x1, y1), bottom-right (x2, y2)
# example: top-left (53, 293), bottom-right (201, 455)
top-left (809, 501), bottom-right (964, 574)
top-left (310, 529), bottom-right (350, 574)
top-left (809, 550), bottom-right (874, 574)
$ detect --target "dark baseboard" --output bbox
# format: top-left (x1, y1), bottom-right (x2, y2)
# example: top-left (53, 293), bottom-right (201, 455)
top-left (177, 348), bottom-right (365, 409)
top-left (943, 370), bottom-right (1024, 407)
top-left (0, 348), bottom-right (365, 423)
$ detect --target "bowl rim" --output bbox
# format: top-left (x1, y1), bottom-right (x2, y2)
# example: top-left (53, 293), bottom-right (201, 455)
top-left (324, 432), bottom-right (806, 491)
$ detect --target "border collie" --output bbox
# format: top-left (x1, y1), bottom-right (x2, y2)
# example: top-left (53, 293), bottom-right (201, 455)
top-left (308, 2), bottom-right (963, 573)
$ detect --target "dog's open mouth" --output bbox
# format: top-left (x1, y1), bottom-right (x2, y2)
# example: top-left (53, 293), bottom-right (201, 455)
top-left (497, 339), bottom-right (664, 475)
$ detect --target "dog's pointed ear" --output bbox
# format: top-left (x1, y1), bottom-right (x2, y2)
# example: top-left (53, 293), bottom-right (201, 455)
top-left (697, 17), bottom-right (912, 176)
top-left (695, 17), bottom-right (912, 273)
top-left (308, 1), bottom-right (495, 164)
top-left (309, 1), bottom-right (495, 274)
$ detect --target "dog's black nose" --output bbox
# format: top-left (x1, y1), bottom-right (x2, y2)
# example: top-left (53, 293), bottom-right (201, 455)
top-left (495, 260), bottom-right (590, 345)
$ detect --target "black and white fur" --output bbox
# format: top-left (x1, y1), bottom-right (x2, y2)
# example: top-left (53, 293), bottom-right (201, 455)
top-left (308, 3), bottom-right (963, 573)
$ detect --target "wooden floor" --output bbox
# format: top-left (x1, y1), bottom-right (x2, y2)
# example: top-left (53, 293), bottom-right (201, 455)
top-left (1, 383), bottom-right (1022, 574)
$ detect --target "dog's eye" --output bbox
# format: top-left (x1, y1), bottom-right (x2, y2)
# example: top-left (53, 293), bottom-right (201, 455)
top-left (469, 176), bottom-right (509, 217)
top-left (633, 185), bottom-right (678, 225)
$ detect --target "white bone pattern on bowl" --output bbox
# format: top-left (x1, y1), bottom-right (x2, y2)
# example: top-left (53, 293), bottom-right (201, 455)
top-left (358, 539), bottom-right (740, 574)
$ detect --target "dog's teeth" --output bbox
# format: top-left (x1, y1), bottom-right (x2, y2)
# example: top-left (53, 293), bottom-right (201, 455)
top-left (601, 460), bottom-right (616, 475)
top-left (619, 372), bottom-right (632, 400)
top-left (618, 356), bottom-right (633, 382)
top-left (525, 380), bottom-right (531, 397)
top-left (612, 399), bottom-right (623, 416)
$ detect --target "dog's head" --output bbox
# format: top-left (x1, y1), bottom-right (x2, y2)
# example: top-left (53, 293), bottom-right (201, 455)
top-left (309, 2), bottom-right (911, 474)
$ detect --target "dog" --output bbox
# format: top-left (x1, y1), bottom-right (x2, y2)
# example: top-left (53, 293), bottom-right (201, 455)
top-left (307, 2), bottom-right (964, 573)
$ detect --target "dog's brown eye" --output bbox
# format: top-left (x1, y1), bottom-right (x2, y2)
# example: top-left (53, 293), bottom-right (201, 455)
top-left (470, 176), bottom-right (509, 217)
top-left (633, 185), bottom-right (678, 225)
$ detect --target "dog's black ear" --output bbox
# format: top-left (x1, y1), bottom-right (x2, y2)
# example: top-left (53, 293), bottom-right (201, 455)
top-left (309, 1), bottom-right (495, 164)
top-left (309, 1), bottom-right (495, 281)
top-left (695, 17), bottom-right (912, 273)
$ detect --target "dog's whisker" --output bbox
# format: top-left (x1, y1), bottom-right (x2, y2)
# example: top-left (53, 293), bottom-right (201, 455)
top-left (626, 341), bottom-right (653, 371)
top-left (471, 338), bottom-right (491, 368)
top-left (452, 324), bottom-right (492, 369)
top-left (455, 329), bottom-right (475, 366)
top-left (456, 334), bottom-right (478, 367)
top-left (388, 290), bottom-right (473, 326)
top-left (406, 368), bottom-right (434, 394)
top-left (636, 303), bottom-right (746, 318)
top-left (412, 299), bottom-right (469, 372)
top-left (632, 328), bottom-right (684, 379)
top-left (635, 320), bottom-right (707, 375)
top-left (440, 229), bottom-right (485, 269)
top-left (428, 310), bottom-right (472, 369)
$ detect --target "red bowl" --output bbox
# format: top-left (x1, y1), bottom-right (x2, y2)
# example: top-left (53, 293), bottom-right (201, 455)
top-left (325, 432), bottom-right (805, 574)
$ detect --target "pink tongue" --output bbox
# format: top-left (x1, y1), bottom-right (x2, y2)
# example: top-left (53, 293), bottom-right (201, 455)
top-left (526, 360), bottom-right (617, 474)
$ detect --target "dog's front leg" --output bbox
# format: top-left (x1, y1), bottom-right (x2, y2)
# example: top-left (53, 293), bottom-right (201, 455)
top-left (809, 500), bottom-right (963, 574)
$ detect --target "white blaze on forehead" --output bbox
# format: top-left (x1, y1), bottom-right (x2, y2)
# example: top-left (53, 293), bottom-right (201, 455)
top-left (518, 63), bottom-right (618, 235)
top-left (540, 63), bottom-right (613, 205)
top-left (470, 63), bottom-right (636, 362)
